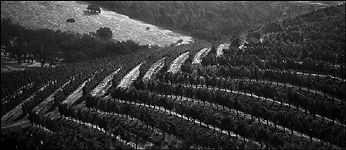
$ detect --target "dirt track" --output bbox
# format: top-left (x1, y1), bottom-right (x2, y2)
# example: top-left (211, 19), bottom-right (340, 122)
top-left (117, 62), bottom-right (144, 88)
top-left (142, 58), bottom-right (166, 82)
top-left (216, 43), bottom-right (230, 57)
top-left (91, 67), bottom-right (122, 97)
top-left (192, 48), bottom-right (211, 65)
top-left (167, 52), bottom-right (189, 74)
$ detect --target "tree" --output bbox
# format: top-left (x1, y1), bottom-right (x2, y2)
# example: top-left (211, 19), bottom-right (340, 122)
top-left (85, 94), bottom-right (94, 109)
top-left (10, 36), bottom-right (27, 64)
top-left (26, 39), bottom-right (42, 63)
top-left (96, 27), bottom-right (113, 40)
top-left (221, 116), bottom-right (232, 138)
top-left (21, 103), bottom-right (28, 116)
top-left (211, 43), bottom-right (217, 55)
top-left (87, 5), bottom-right (101, 13)
top-left (58, 103), bottom-right (69, 118)
top-left (28, 111), bottom-right (34, 126)
top-left (251, 31), bottom-right (261, 40)
top-left (76, 108), bottom-right (83, 124)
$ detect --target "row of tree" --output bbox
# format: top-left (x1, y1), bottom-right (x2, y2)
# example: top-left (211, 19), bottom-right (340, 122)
top-left (185, 59), bottom-right (345, 100)
top-left (202, 51), bottom-right (345, 79)
top-left (1, 17), bottom-right (151, 65)
top-left (154, 71), bottom-right (344, 124)
top-left (108, 86), bottom-right (337, 148)
top-left (24, 111), bottom-right (132, 149)
top-left (106, 90), bottom-right (254, 149)
top-left (133, 76), bottom-right (344, 147)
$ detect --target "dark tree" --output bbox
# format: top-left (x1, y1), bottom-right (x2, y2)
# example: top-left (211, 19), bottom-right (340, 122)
top-left (87, 5), bottom-right (101, 13)
top-left (96, 27), bottom-right (113, 40)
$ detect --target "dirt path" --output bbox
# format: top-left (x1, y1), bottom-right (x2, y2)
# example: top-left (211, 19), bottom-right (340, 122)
top-left (91, 67), bottom-right (122, 97)
top-left (167, 52), bottom-right (189, 74)
top-left (192, 48), bottom-right (211, 65)
top-left (1, 80), bottom-right (56, 127)
top-left (216, 43), bottom-right (230, 57)
top-left (60, 68), bottom-right (104, 106)
top-left (62, 79), bottom-right (92, 106)
top-left (117, 62), bottom-right (144, 89)
top-left (182, 84), bottom-right (345, 128)
top-left (143, 58), bottom-right (166, 82)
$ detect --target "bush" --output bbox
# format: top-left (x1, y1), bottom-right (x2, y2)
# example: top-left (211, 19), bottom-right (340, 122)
top-left (66, 18), bottom-right (75, 23)
top-left (96, 27), bottom-right (113, 40)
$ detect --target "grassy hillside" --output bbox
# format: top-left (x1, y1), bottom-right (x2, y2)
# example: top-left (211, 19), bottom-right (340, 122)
top-left (0, 1), bottom-right (193, 47)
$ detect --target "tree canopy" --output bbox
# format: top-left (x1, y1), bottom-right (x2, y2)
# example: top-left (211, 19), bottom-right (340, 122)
top-left (1, 18), bottom-right (150, 65)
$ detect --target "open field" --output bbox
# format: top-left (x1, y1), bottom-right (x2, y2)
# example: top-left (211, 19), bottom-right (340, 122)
top-left (0, 1), bottom-right (193, 47)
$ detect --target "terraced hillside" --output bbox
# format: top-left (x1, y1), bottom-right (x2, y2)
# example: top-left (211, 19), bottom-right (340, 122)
top-left (1, 3), bottom-right (345, 149)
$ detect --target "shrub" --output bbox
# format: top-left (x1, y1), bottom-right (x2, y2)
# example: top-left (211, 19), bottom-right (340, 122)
top-left (66, 18), bottom-right (75, 23)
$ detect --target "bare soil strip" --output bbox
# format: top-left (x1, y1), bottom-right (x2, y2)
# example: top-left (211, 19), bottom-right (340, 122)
top-left (91, 67), bottom-right (122, 97)
top-left (61, 69), bottom-right (105, 106)
top-left (117, 62), bottom-right (144, 89)
top-left (63, 69), bottom-right (105, 106)
top-left (167, 52), bottom-right (190, 74)
top-left (192, 48), bottom-right (211, 65)
top-left (62, 79), bottom-right (91, 105)
top-left (216, 43), bottom-right (230, 57)
top-left (143, 57), bottom-right (166, 82)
